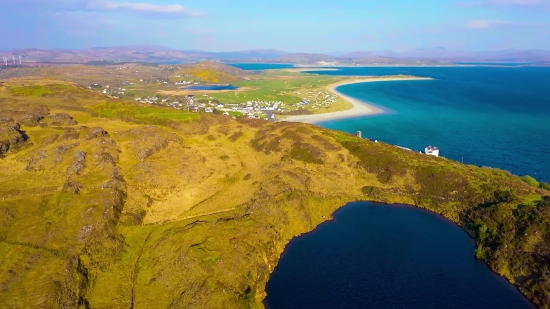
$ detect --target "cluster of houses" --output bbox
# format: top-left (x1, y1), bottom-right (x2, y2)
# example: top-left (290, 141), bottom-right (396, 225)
top-left (131, 94), bottom-right (278, 121)
top-left (134, 96), bottom-right (165, 104)
top-left (175, 81), bottom-right (199, 85)
top-left (125, 88), bottom-right (346, 122)
top-left (302, 90), bottom-right (338, 109)
top-left (172, 74), bottom-right (200, 86)
top-left (89, 84), bottom-right (127, 99)
top-left (245, 101), bottom-right (285, 112)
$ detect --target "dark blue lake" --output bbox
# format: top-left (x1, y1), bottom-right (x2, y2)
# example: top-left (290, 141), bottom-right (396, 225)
top-left (183, 85), bottom-right (239, 91)
top-left (266, 202), bottom-right (535, 309)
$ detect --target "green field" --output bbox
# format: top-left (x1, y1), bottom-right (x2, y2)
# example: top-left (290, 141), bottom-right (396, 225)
top-left (90, 102), bottom-right (200, 125)
top-left (206, 72), bottom-right (353, 114)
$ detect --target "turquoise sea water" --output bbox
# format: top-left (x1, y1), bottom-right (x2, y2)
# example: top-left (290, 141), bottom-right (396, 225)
top-left (308, 67), bottom-right (550, 182)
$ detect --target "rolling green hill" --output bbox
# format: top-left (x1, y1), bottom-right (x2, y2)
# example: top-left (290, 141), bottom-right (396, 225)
top-left (1, 80), bottom-right (549, 308)
top-left (169, 62), bottom-right (246, 84)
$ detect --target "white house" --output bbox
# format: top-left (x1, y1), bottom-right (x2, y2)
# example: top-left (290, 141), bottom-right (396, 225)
top-left (425, 146), bottom-right (440, 157)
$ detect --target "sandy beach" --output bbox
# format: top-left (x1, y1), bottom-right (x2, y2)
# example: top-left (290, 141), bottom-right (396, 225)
top-left (282, 77), bottom-right (433, 124)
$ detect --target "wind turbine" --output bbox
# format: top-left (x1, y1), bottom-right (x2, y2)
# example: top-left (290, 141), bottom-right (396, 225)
top-left (12, 56), bottom-right (15, 64)
top-left (18, 56), bottom-right (21, 65)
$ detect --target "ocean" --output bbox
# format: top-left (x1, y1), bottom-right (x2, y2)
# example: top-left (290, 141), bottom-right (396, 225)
top-left (309, 66), bottom-right (550, 183)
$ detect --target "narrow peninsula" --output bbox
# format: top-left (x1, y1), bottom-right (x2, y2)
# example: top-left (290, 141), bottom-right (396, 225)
top-left (283, 77), bottom-right (433, 123)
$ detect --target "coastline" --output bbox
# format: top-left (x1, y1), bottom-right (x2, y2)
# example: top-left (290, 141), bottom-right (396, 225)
top-left (292, 64), bottom-right (549, 68)
top-left (282, 77), bottom-right (433, 124)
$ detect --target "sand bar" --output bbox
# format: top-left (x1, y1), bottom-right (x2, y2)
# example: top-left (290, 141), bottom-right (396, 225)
top-left (282, 77), bottom-right (433, 124)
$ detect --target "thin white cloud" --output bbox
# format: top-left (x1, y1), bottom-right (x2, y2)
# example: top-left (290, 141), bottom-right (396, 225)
top-left (88, 1), bottom-right (203, 18)
top-left (456, 0), bottom-right (550, 8)
top-left (5, 0), bottom-right (203, 18)
top-left (464, 19), bottom-right (518, 28)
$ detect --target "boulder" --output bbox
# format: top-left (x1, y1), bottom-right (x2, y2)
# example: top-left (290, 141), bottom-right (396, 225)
top-left (83, 127), bottom-right (108, 140)
top-left (44, 113), bottom-right (77, 126)
top-left (18, 113), bottom-right (44, 127)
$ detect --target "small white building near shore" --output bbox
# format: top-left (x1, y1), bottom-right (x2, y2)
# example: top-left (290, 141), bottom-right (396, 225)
top-left (425, 146), bottom-right (440, 157)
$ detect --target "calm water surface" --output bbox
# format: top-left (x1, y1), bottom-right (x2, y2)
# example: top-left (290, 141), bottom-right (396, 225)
top-left (229, 63), bottom-right (295, 70)
top-left (266, 202), bottom-right (535, 309)
top-left (183, 85), bottom-right (239, 91)
top-left (311, 66), bottom-right (550, 182)
top-left (255, 66), bottom-right (547, 307)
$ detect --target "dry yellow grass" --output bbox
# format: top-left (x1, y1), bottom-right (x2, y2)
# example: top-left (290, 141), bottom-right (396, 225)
top-left (1, 79), bottom-right (549, 309)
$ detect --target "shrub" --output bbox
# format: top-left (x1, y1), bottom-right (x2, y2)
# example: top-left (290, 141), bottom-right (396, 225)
top-left (228, 132), bottom-right (243, 142)
top-left (521, 175), bottom-right (539, 188)
top-left (494, 189), bottom-right (514, 203)
top-left (491, 168), bottom-right (512, 177)
top-left (361, 186), bottom-right (379, 196)
top-left (539, 182), bottom-right (550, 191)
top-left (475, 245), bottom-right (489, 259)
top-left (289, 142), bottom-right (323, 164)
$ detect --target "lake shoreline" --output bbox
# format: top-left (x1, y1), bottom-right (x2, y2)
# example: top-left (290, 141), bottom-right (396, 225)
top-left (282, 77), bottom-right (434, 124)
top-left (264, 201), bottom-right (537, 309)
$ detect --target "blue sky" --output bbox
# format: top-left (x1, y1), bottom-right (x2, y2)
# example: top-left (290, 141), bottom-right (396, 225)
top-left (1, 0), bottom-right (549, 52)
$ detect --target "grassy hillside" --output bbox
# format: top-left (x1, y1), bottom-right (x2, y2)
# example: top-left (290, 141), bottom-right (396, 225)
top-left (1, 80), bottom-right (550, 309)
top-left (169, 62), bottom-right (245, 84)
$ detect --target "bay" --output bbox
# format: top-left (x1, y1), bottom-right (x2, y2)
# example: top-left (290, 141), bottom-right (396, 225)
top-left (310, 66), bottom-right (550, 183)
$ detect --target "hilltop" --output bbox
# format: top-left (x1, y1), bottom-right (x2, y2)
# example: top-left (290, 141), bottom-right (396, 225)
top-left (0, 80), bottom-right (550, 308)
top-left (169, 62), bottom-right (247, 84)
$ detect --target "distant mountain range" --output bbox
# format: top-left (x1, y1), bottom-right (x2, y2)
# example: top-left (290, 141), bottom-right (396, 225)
top-left (1, 45), bottom-right (549, 65)
top-left (0, 46), bottom-right (290, 64)
top-left (338, 47), bottom-right (550, 63)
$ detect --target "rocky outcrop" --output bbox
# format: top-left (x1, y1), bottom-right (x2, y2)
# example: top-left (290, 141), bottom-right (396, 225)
top-left (83, 127), bottom-right (108, 140)
top-left (66, 150), bottom-right (86, 175)
top-left (0, 121), bottom-right (27, 156)
top-left (18, 113), bottom-right (45, 127)
top-left (43, 113), bottom-right (78, 126)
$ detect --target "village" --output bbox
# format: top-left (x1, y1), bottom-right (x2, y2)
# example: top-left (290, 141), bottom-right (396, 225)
top-left (131, 94), bottom-right (282, 122)
top-left (87, 76), bottom-right (342, 122)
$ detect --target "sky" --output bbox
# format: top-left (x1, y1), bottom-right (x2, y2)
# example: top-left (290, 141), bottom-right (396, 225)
top-left (1, 0), bottom-right (549, 52)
